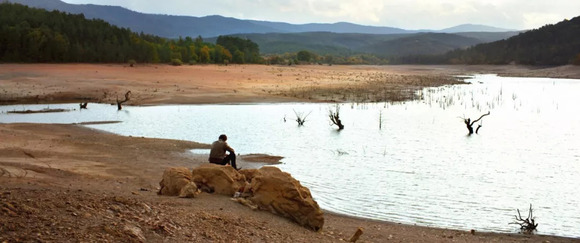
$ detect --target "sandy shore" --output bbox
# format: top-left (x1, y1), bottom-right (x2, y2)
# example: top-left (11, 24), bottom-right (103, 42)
top-left (1, 64), bottom-right (579, 242)
top-left (2, 63), bottom-right (578, 105)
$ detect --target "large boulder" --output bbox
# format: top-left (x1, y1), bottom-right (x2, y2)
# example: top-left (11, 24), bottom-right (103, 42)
top-left (191, 164), bottom-right (248, 196)
top-left (158, 165), bottom-right (324, 231)
top-left (237, 168), bottom-right (259, 182)
top-left (158, 167), bottom-right (198, 198)
top-left (246, 166), bottom-right (324, 231)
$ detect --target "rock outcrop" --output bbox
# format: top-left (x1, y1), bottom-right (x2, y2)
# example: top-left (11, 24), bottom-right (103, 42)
top-left (158, 165), bottom-right (324, 231)
top-left (157, 167), bottom-right (197, 198)
top-left (243, 166), bottom-right (324, 231)
top-left (237, 168), bottom-right (259, 182)
top-left (191, 164), bottom-right (248, 196)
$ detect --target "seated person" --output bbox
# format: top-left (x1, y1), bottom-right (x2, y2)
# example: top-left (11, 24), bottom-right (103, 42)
top-left (208, 134), bottom-right (239, 170)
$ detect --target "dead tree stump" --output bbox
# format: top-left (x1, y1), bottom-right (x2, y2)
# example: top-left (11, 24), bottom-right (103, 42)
top-left (293, 109), bottom-right (311, 126)
top-left (329, 105), bottom-right (344, 130)
top-left (117, 91), bottom-right (131, 110)
top-left (349, 227), bottom-right (363, 242)
top-left (464, 111), bottom-right (490, 135)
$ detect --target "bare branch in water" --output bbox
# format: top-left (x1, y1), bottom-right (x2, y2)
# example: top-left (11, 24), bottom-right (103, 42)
top-left (116, 91), bottom-right (131, 110)
top-left (509, 204), bottom-right (538, 234)
top-left (464, 111), bottom-right (490, 134)
top-left (328, 104), bottom-right (344, 130)
top-left (293, 109), bottom-right (311, 126)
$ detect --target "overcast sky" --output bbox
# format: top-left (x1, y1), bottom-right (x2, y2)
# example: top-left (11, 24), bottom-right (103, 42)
top-left (61, 0), bottom-right (579, 30)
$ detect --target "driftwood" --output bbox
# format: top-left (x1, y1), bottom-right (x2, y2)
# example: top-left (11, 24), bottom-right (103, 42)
top-left (328, 105), bottom-right (344, 130)
top-left (510, 204), bottom-right (538, 234)
top-left (464, 111), bottom-right (490, 134)
top-left (116, 91), bottom-right (131, 110)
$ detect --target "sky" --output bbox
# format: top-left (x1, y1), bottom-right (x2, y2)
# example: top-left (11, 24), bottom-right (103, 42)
top-left (61, 0), bottom-right (580, 30)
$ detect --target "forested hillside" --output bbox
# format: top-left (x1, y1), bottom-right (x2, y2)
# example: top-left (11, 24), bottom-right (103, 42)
top-left (208, 32), bottom-right (406, 56)
top-left (359, 33), bottom-right (482, 57)
top-left (0, 3), bottom-right (261, 64)
top-left (211, 31), bottom-right (518, 57)
top-left (2, 2), bottom-right (575, 66)
top-left (398, 16), bottom-right (580, 65)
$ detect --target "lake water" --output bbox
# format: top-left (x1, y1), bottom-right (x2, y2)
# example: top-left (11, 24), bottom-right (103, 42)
top-left (1, 74), bottom-right (579, 238)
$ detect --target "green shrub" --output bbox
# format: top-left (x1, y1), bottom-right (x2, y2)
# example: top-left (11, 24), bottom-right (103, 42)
top-left (171, 58), bottom-right (183, 66)
top-left (574, 53), bottom-right (580, 65)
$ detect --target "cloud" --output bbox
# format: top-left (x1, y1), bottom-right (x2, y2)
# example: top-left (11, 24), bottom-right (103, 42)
top-left (374, 0), bottom-right (578, 29)
top-left (523, 12), bottom-right (566, 29)
top-left (307, 0), bottom-right (385, 23)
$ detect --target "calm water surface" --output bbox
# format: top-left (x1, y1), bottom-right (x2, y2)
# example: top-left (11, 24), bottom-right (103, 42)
top-left (1, 75), bottom-right (579, 237)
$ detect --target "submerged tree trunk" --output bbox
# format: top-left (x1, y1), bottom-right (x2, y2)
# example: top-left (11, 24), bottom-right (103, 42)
top-left (329, 105), bottom-right (344, 130)
top-left (464, 118), bottom-right (474, 134)
top-left (293, 109), bottom-right (311, 126)
top-left (464, 111), bottom-right (490, 135)
top-left (116, 91), bottom-right (131, 110)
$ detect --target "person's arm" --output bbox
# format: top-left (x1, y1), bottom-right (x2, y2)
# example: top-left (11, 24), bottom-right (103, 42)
top-left (225, 143), bottom-right (235, 154)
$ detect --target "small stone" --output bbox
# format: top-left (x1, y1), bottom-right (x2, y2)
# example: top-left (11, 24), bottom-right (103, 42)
top-left (123, 224), bottom-right (146, 242)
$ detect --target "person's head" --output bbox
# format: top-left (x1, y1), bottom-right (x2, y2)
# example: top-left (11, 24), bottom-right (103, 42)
top-left (219, 134), bottom-right (227, 141)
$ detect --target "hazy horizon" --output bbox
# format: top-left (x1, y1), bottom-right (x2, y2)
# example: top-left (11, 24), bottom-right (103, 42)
top-left (59, 0), bottom-right (579, 30)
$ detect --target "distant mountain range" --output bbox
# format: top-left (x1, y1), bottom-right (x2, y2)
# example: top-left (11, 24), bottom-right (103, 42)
top-left (439, 24), bottom-right (514, 33)
top-left (4, 0), bottom-right (574, 65)
top-left (429, 16), bottom-right (580, 65)
top-left (5, 0), bottom-right (517, 38)
top-left (212, 31), bottom-right (520, 56)
top-left (4, 0), bottom-right (525, 57)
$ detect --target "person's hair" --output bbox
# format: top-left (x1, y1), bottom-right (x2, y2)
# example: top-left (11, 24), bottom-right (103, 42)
top-left (219, 134), bottom-right (227, 141)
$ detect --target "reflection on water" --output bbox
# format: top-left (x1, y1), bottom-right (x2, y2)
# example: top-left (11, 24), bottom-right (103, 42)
top-left (1, 75), bottom-right (579, 237)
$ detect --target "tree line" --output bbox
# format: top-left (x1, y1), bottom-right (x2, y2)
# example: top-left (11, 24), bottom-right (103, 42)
top-left (0, 3), bottom-right (262, 64)
top-left (264, 50), bottom-right (389, 65)
top-left (267, 17), bottom-right (580, 66)
top-left (393, 16), bottom-right (580, 65)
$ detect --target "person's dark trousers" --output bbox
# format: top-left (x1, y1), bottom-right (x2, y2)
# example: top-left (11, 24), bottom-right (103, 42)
top-left (222, 153), bottom-right (237, 169)
top-left (209, 154), bottom-right (238, 169)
